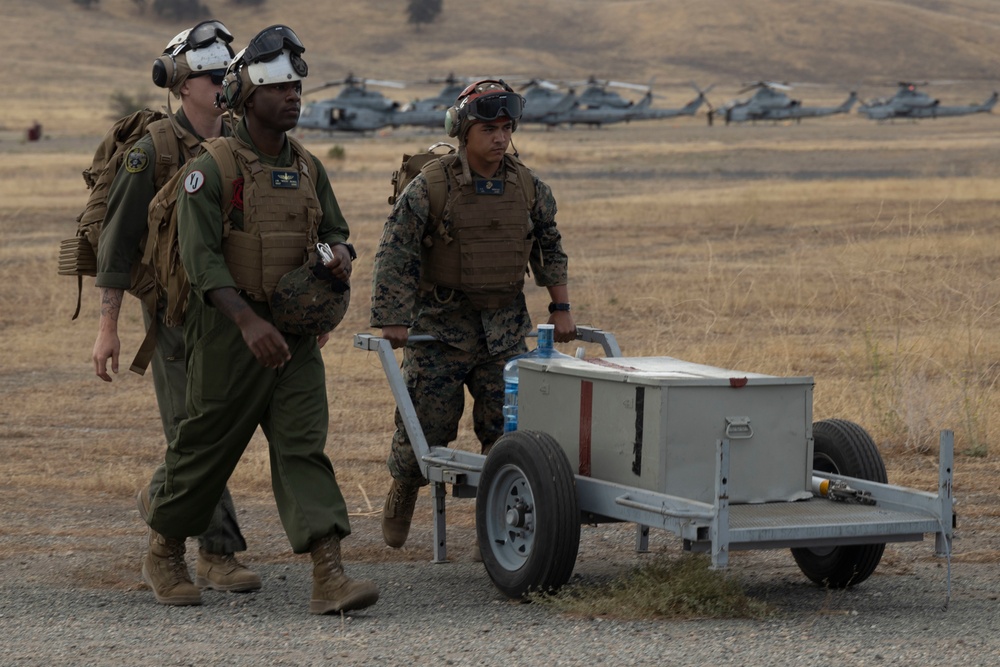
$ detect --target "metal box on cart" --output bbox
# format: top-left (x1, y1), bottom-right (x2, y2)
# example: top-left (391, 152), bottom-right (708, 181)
top-left (517, 355), bottom-right (815, 505)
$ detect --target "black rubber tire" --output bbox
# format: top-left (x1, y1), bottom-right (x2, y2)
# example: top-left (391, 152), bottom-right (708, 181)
top-left (791, 418), bottom-right (887, 588)
top-left (476, 430), bottom-right (580, 599)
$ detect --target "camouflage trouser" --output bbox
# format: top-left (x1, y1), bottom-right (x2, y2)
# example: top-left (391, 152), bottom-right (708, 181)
top-left (388, 338), bottom-right (527, 483)
top-left (144, 306), bottom-right (247, 555)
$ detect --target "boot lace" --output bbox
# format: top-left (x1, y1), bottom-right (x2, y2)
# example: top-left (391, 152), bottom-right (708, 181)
top-left (164, 540), bottom-right (193, 584)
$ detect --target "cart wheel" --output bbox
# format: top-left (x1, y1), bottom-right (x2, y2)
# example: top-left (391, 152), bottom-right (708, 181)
top-left (791, 418), bottom-right (887, 588)
top-left (476, 429), bottom-right (580, 599)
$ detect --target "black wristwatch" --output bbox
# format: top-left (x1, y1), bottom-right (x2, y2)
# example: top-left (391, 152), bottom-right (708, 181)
top-left (548, 302), bottom-right (571, 314)
top-left (334, 242), bottom-right (357, 261)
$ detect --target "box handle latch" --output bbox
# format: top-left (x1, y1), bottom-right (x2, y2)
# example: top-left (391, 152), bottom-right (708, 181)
top-left (725, 416), bottom-right (753, 439)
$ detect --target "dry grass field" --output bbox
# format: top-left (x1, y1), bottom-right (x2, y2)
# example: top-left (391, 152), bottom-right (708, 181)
top-left (1, 0), bottom-right (999, 588)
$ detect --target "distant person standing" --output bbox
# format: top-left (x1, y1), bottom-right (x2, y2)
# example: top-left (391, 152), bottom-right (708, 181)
top-left (370, 79), bottom-right (576, 549)
top-left (26, 121), bottom-right (42, 142)
top-left (91, 21), bottom-right (262, 601)
top-left (141, 25), bottom-right (378, 614)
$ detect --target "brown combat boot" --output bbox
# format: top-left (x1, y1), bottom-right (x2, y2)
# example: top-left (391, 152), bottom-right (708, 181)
top-left (308, 536), bottom-right (379, 615)
top-left (142, 530), bottom-right (202, 606)
top-left (196, 550), bottom-right (262, 592)
top-left (381, 479), bottom-right (420, 548)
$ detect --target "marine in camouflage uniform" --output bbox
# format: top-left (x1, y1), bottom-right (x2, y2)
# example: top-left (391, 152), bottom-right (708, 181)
top-left (370, 79), bottom-right (576, 549)
top-left (91, 21), bottom-right (261, 595)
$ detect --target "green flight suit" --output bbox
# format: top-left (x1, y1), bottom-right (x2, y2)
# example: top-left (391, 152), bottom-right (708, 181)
top-left (95, 109), bottom-right (245, 554)
top-left (146, 120), bottom-right (353, 553)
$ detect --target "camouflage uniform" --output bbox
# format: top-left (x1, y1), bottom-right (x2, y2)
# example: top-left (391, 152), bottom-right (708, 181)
top-left (370, 163), bottom-right (568, 483)
top-left (95, 109), bottom-right (246, 555)
top-left (146, 119), bottom-right (354, 553)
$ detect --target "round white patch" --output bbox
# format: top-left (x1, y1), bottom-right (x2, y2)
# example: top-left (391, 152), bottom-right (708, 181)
top-left (184, 170), bottom-right (206, 194)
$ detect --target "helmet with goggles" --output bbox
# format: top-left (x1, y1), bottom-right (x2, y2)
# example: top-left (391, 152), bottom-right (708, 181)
top-left (152, 20), bottom-right (235, 94)
top-left (219, 25), bottom-right (308, 114)
top-left (445, 79), bottom-right (525, 140)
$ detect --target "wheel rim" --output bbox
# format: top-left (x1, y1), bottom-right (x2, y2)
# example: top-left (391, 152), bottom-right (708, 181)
top-left (483, 463), bottom-right (536, 571)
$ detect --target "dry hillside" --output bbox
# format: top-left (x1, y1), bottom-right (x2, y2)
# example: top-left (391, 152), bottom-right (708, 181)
top-left (4, 0), bottom-right (1000, 135)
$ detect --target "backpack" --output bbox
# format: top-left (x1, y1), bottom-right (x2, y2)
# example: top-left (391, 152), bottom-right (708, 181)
top-left (387, 142), bottom-right (536, 224)
top-left (57, 108), bottom-right (192, 319)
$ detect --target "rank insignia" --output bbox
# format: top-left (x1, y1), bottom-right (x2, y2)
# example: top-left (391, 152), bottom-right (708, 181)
top-left (124, 147), bottom-right (150, 173)
top-left (475, 178), bottom-right (503, 195)
top-left (271, 170), bottom-right (299, 188)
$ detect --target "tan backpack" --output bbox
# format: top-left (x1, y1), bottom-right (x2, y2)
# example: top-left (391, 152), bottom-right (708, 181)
top-left (57, 109), bottom-right (195, 319)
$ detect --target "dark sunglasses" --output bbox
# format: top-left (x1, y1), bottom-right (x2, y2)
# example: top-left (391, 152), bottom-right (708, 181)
top-left (187, 20), bottom-right (234, 50)
top-left (190, 69), bottom-right (227, 85)
top-left (465, 92), bottom-right (525, 122)
top-left (244, 25), bottom-right (305, 64)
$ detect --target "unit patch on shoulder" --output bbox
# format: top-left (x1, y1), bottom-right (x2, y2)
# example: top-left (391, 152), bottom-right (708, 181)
top-left (184, 170), bottom-right (206, 194)
top-left (124, 147), bottom-right (150, 173)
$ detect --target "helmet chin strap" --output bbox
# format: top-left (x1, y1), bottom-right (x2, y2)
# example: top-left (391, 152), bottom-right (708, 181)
top-left (457, 143), bottom-right (473, 186)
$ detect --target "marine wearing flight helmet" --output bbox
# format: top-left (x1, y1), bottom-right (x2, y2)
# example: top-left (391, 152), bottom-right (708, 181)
top-left (371, 79), bottom-right (576, 550)
top-left (91, 20), bottom-right (263, 604)
top-left (141, 25), bottom-right (377, 615)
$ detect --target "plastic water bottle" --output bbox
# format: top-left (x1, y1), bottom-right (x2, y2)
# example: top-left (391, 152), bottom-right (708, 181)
top-left (536, 323), bottom-right (555, 357)
top-left (502, 357), bottom-right (520, 433)
top-left (502, 325), bottom-right (557, 432)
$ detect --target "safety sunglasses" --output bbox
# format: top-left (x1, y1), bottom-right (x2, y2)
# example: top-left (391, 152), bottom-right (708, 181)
top-left (466, 92), bottom-right (524, 122)
top-left (244, 25), bottom-right (305, 64)
top-left (187, 20), bottom-right (234, 50)
top-left (190, 69), bottom-right (227, 85)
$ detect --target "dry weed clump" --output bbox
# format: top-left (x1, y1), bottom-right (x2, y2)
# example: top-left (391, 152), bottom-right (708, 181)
top-left (536, 554), bottom-right (773, 620)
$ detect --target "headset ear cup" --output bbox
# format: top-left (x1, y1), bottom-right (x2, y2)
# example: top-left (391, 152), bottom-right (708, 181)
top-left (445, 107), bottom-right (460, 138)
top-left (151, 56), bottom-right (175, 88)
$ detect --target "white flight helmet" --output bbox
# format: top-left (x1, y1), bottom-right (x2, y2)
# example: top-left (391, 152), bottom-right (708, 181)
top-left (219, 25), bottom-right (308, 114)
top-left (152, 20), bottom-right (235, 95)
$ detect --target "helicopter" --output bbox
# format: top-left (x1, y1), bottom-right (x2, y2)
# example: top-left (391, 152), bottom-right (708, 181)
top-left (714, 81), bottom-right (857, 125)
top-left (527, 78), bottom-right (706, 127)
top-left (296, 74), bottom-right (425, 132)
top-left (515, 79), bottom-right (580, 125)
top-left (858, 82), bottom-right (999, 120)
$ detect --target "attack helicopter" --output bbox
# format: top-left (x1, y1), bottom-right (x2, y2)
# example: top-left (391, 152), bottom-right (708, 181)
top-left (297, 74), bottom-right (406, 132)
top-left (713, 81), bottom-right (857, 125)
top-left (516, 79), bottom-right (580, 125)
top-left (858, 82), bottom-right (998, 120)
top-left (526, 78), bottom-right (706, 127)
top-left (297, 74), bottom-right (448, 132)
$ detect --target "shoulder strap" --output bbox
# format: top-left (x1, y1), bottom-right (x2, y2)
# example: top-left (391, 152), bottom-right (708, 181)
top-left (201, 137), bottom-right (244, 220)
top-left (146, 117), bottom-right (201, 187)
top-left (422, 158), bottom-right (449, 224)
top-left (505, 154), bottom-right (537, 211)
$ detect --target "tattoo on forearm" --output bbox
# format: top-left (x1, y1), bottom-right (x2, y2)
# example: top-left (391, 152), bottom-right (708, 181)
top-left (99, 288), bottom-right (123, 321)
top-left (207, 288), bottom-right (249, 323)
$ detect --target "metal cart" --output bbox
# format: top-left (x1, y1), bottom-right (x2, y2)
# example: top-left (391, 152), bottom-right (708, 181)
top-left (354, 327), bottom-right (954, 599)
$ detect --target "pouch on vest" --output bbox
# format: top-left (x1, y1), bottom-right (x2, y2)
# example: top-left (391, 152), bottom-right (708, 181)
top-left (270, 246), bottom-right (351, 336)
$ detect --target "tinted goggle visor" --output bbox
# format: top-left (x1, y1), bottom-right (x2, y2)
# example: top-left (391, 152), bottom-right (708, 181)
top-left (465, 92), bottom-right (524, 122)
top-left (244, 25), bottom-right (305, 64)
top-left (190, 69), bottom-right (227, 85)
top-left (187, 20), bottom-right (234, 50)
